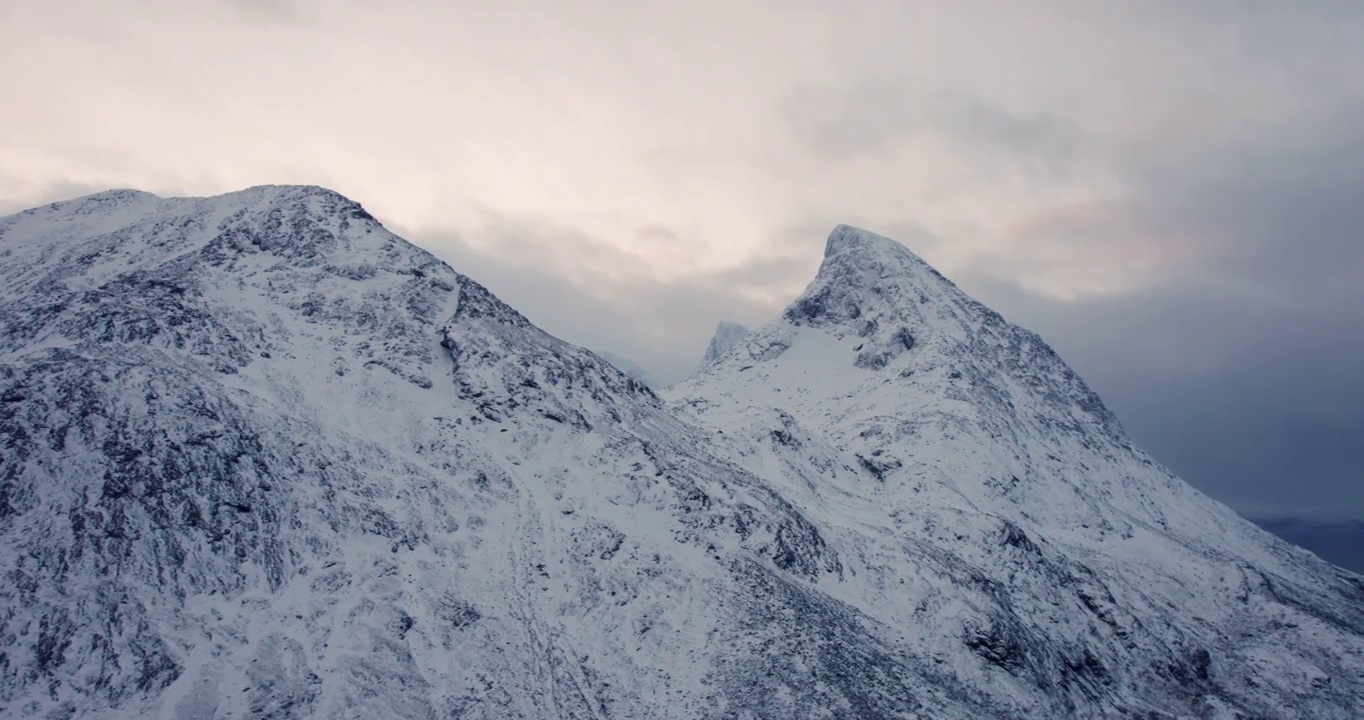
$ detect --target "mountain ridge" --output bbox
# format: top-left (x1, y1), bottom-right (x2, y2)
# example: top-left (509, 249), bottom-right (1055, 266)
top-left (670, 224), bottom-right (1364, 716)
top-left (2, 187), bottom-right (1361, 718)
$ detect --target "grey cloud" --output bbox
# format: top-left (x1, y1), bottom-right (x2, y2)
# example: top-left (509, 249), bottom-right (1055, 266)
top-left (932, 93), bottom-right (1084, 176)
top-left (401, 217), bottom-right (810, 385)
top-left (1135, 129), bottom-right (1364, 304)
top-left (965, 274), bottom-right (1364, 521)
top-left (946, 110), bottom-right (1364, 520)
top-left (708, 254), bottom-right (814, 290)
top-left (227, 0), bottom-right (310, 25)
top-left (633, 224), bottom-right (681, 244)
top-left (780, 84), bottom-right (1086, 176)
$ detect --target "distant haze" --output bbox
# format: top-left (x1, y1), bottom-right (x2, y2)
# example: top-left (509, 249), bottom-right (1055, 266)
top-left (2, 1), bottom-right (1361, 520)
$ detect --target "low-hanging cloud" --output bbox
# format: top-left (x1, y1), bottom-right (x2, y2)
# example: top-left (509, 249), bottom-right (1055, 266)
top-left (781, 85), bottom-right (1087, 179)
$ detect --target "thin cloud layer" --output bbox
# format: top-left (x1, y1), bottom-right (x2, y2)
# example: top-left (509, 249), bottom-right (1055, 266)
top-left (2, 1), bottom-right (1362, 519)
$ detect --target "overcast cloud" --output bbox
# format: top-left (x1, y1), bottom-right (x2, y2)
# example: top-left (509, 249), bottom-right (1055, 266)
top-left (2, 1), bottom-right (1361, 519)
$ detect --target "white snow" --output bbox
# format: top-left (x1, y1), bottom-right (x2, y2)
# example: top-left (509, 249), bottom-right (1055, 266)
top-left (1, 195), bottom-right (1360, 719)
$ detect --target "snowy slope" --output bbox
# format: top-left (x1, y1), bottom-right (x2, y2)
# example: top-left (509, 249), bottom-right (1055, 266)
top-left (0, 194), bottom-right (1360, 718)
top-left (697, 321), bottom-right (750, 369)
top-left (669, 225), bottom-right (1364, 718)
top-left (0, 189), bottom-right (857, 719)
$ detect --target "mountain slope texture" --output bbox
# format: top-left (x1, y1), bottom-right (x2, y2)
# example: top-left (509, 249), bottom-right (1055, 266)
top-left (0, 189), bottom-right (1360, 719)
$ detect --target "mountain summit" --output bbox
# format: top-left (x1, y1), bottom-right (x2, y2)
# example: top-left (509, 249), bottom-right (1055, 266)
top-left (823, 222), bottom-right (927, 262)
top-left (697, 320), bottom-right (750, 368)
top-left (800, 223), bottom-right (951, 317)
top-left (670, 223), bottom-right (1364, 717)
top-left (2, 191), bottom-right (1361, 718)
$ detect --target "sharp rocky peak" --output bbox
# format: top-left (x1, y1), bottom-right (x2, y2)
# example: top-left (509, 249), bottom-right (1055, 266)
top-left (705, 222), bottom-right (1128, 443)
top-left (785, 224), bottom-right (961, 330)
top-left (824, 223), bottom-right (916, 259)
top-left (698, 320), bottom-right (751, 367)
top-left (819, 224), bottom-right (942, 276)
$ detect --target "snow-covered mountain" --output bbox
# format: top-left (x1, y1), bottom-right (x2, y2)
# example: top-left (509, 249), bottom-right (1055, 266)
top-left (668, 225), bottom-right (1364, 717)
top-left (594, 350), bottom-right (657, 389)
top-left (1, 191), bottom-right (1360, 719)
top-left (697, 321), bottom-right (750, 369)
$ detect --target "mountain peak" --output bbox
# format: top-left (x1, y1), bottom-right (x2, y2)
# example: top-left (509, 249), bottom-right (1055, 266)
top-left (77, 188), bottom-right (160, 202)
top-left (824, 223), bottom-right (905, 257)
top-left (708, 222), bottom-right (1128, 442)
top-left (821, 223), bottom-right (937, 271)
top-left (813, 224), bottom-right (953, 300)
top-left (785, 224), bottom-right (950, 331)
top-left (226, 183), bottom-right (351, 203)
top-left (17, 188), bottom-right (163, 219)
top-left (699, 321), bottom-right (751, 367)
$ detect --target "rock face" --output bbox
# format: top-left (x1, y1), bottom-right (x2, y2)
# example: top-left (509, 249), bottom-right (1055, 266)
top-left (1, 193), bottom-right (1360, 719)
top-left (697, 321), bottom-right (750, 369)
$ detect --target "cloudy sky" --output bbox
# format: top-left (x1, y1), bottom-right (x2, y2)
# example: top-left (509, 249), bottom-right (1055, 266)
top-left (3, 1), bottom-right (1362, 520)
